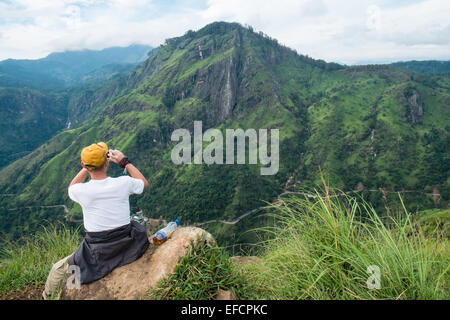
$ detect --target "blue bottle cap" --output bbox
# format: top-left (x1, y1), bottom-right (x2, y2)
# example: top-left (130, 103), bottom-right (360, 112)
top-left (175, 219), bottom-right (179, 224)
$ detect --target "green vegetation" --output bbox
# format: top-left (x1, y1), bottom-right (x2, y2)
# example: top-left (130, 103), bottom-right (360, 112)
top-left (0, 20), bottom-right (447, 301)
top-left (0, 87), bottom-right (67, 167)
top-left (392, 60), bottom-right (450, 75)
top-left (148, 239), bottom-right (247, 300)
top-left (0, 22), bottom-right (448, 250)
top-left (0, 193), bottom-right (447, 300)
top-left (236, 193), bottom-right (449, 299)
top-left (0, 45), bottom-right (152, 169)
top-left (416, 208), bottom-right (449, 238)
top-left (0, 44), bottom-right (152, 89)
top-left (0, 224), bottom-right (80, 295)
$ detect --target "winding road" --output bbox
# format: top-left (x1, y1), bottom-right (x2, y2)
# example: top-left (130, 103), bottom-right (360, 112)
top-left (2, 189), bottom-right (441, 227)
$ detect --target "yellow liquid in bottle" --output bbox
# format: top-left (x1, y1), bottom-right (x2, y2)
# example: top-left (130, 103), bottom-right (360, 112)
top-left (152, 232), bottom-right (173, 245)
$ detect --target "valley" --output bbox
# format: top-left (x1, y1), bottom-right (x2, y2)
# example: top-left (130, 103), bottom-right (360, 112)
top-left (0, 22), bottom-right (448, 247)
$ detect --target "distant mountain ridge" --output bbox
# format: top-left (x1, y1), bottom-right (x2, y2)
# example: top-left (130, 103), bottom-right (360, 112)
top-left (0, 44), bottom-right (153, 89)
top-left (391, 60), bottom-right (450, 75)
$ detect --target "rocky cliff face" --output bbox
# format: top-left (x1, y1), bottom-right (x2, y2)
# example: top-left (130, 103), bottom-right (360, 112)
top-left (125, 23), bottom-right (243, 128)
top-left (401, 87), bottom-right (424, 124)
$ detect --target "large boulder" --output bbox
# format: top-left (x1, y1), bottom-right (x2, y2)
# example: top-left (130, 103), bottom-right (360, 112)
top-left (61, 227), bottom-right (214, 300)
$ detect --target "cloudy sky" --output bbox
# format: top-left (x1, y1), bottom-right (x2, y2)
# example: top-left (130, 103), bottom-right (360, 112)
top-left (0, 0), bottom-right (449, 64)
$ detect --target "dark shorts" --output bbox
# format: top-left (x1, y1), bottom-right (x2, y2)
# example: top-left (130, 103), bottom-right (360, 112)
top-left (68, 220), bottom-right (149, 284)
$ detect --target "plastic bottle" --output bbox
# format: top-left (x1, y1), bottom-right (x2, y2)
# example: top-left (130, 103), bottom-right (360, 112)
top-left (152, 219), bottom-right (179, 245)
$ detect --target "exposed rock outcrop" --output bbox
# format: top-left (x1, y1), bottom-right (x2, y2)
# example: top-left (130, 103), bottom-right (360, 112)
top-left (401, 88), bottom-right (424, 124)
top-left (61, 227), bottom-right (214, 300)
top-left (194, 48), bottom-right (239, 126)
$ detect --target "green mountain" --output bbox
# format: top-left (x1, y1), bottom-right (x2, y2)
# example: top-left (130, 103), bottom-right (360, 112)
top-left (0, 88), bottom-right (67, 164)
top-left (392, 60), bottom-right (450, 75)
top-left (0, 76), bottom-right (131, 170)
top-left (0, 44), bottom-right (152, 90)
top-left (0, 45), bottom-right (155, 170)
top-left (0, 22), bottom-right (449, 244)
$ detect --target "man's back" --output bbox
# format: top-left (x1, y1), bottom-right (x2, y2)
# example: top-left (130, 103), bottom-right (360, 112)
top-left (68, 176), bottom-right (144, 232)
top-left (43, 144), bottom-right (150, 297)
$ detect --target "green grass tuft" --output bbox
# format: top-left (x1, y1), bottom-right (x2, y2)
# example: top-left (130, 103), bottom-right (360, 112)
top-left (0, 223), bottom-right (80, 294)
top-left (236, 192), bottom-right (449, 300)
top-left (147, 239), bottom-right (248, 300)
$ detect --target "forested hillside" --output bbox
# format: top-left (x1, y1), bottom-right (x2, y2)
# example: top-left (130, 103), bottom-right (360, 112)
top-left (0, 45), bottom-right (154, 169)
top-left (392, 60), bottom-right (450, 75)
top-left (0, 22), bottom-right (448, 245)
top-left (0, 88), bottom-right (67, 165)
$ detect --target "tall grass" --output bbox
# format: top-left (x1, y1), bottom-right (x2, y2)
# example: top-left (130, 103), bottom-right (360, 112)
top-left (0, 224), bottom-right (80, 294)
top-left (0, 195), bottom-right (447, 300)
top-left (148, 240), bottom-right (248, 300)
top-left (238, 192), bottom-right (449, 299)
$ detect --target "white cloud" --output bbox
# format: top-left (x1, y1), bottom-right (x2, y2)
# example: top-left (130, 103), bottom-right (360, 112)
top-left (0, 0), bottom-right (448, 64)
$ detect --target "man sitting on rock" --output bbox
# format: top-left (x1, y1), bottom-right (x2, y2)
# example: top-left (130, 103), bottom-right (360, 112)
top-left (42, 142), bottom-right (149, 299)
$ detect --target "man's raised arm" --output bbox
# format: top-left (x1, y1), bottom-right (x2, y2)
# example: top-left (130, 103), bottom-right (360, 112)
top-left (69, 167), bottom-right (89, 187)
top-left (109, 150), bottom-right (149, 189)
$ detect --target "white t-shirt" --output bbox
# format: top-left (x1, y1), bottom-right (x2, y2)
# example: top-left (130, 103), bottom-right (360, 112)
top-left (68, 176), bottom-right (145, 232)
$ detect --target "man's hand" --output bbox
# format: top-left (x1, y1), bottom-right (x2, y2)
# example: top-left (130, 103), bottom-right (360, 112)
top-left (108, 149), bottom-right (125, 165)
top-left (109, 149), bottom-right (149, 189)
